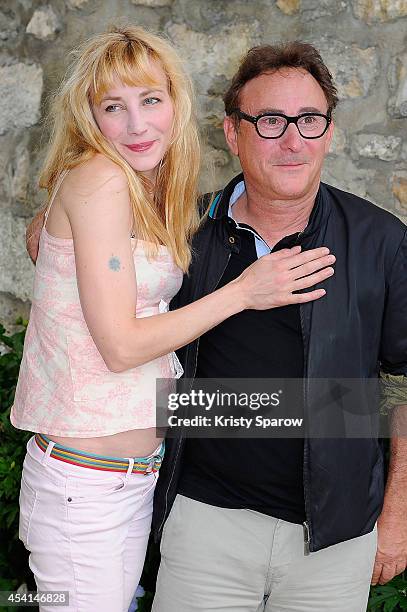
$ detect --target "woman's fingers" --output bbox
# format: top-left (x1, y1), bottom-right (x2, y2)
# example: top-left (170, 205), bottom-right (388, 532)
top-left (270, 245), bottom-right (302, 260)
top-left (237, 245), bottom-right (335, 310)
top-left (289, 288), bottom-right (327, 303)
top-left (282, 246), bottom-right (331, 269)
top-left (290, 254), bottom-right (336, 280)
top-left (292, 266), bottom-right (335, 291)
top-left (260, 246), bottom-right (331, 270)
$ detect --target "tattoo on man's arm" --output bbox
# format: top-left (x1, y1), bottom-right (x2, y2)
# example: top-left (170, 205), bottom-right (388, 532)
top-left (108, 256), bottom-right (121, 272)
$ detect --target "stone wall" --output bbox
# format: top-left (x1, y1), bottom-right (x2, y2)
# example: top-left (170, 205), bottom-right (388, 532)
top-left (1, 0), bottom-right (406, 326)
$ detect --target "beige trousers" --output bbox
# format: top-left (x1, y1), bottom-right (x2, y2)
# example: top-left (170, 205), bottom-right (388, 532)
top-left (152, 494), bottom-right (377, 612)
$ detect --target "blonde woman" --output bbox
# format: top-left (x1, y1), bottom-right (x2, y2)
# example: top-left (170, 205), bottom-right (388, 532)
top-left (13, 26), bottom-right (335, 612)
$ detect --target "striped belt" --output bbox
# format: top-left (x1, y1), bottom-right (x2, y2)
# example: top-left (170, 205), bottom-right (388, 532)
top-left (35, 433), bottom-right (164, 475)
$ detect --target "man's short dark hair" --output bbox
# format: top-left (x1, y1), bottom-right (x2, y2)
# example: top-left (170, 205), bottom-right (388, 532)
top-left (223, 41), bottom-right (339, 117)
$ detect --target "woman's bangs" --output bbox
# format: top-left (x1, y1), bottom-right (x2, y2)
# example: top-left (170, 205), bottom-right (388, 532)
top-left (90, 45), bottom-right (164, 104)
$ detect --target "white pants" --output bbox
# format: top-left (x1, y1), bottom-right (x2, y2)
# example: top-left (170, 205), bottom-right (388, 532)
top-left (19, 436), bottom-right (158, 612)
top-left (153, 494), bottom-right (377, 612)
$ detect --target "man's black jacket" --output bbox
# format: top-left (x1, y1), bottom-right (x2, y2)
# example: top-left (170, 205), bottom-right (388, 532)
top-left (152, 173), bottom-right (407, 552)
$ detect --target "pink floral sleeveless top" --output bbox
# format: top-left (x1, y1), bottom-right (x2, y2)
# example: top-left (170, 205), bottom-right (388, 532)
top-left (11, 172), bottom-right (183, 436)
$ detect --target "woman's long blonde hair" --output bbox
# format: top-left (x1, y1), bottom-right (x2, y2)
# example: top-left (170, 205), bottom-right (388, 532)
top-left (39, 25), bottom-right (200, 271)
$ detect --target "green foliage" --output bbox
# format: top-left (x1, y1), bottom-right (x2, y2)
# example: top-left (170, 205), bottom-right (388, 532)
top-left (0, 320), bottom-right (26, 399)
top-left (0, 320), bottom-right (32, 594)
top-left (369, 574), bottom-right (407, 611)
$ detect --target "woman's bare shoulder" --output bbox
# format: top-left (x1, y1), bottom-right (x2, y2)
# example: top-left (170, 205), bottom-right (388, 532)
top-left (61, 154), bottom-right (129, 202)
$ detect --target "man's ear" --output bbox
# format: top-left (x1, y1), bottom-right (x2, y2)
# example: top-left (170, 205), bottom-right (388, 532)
top-left (223, 115), bottom-right (239, 156)
top-left (324, 118), bottom-right (335, 155)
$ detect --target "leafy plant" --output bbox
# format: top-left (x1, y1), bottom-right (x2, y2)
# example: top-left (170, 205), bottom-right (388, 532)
top-left (0, 319), bottom-right (33, 601)
top-left (368, 574), bottom-right (407, 611)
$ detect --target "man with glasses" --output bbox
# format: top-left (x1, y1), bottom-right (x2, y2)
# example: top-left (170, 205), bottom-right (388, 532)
top-left (152, 41), bottom-right (407, 611)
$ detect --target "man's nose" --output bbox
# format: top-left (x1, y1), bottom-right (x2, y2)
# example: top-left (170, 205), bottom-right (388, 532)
top-left (279, 123), bottom-right (303, 151)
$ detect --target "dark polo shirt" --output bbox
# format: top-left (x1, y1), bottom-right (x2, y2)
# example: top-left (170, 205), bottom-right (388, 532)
top-left (178, 223), bottom-right (306, 524)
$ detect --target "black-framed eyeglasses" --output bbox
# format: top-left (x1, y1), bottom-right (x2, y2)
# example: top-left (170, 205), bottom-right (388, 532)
top-left (231, 108), bottom-right (332, 139)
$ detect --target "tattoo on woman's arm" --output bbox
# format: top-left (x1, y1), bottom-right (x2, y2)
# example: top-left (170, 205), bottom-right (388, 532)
top-left (108, 256), bottom-right (121, 272)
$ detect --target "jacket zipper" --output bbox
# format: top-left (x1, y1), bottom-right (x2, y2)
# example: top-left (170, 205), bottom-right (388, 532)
top-left (158, 249), bottom-right (232, 538)
top-left (295, 228), bottom-right (312, 556)
top-left (300, 305), bottom-right (311, 555)
top-left (299, 303), bottom-right (311, 555)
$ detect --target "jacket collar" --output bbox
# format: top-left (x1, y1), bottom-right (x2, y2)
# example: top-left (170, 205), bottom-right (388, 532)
top-left (208, 172), bottom-right (331, 242)
top-left (208, 173), bottom-right (245, 219)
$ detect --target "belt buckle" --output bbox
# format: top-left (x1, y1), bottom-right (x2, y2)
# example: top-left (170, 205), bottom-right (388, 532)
top-left (143, 454), bottom-right (162, 475)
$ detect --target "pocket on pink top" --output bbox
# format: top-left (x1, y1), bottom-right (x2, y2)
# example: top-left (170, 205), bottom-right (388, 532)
top-left (66, 331), bottom-right (140, 402)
